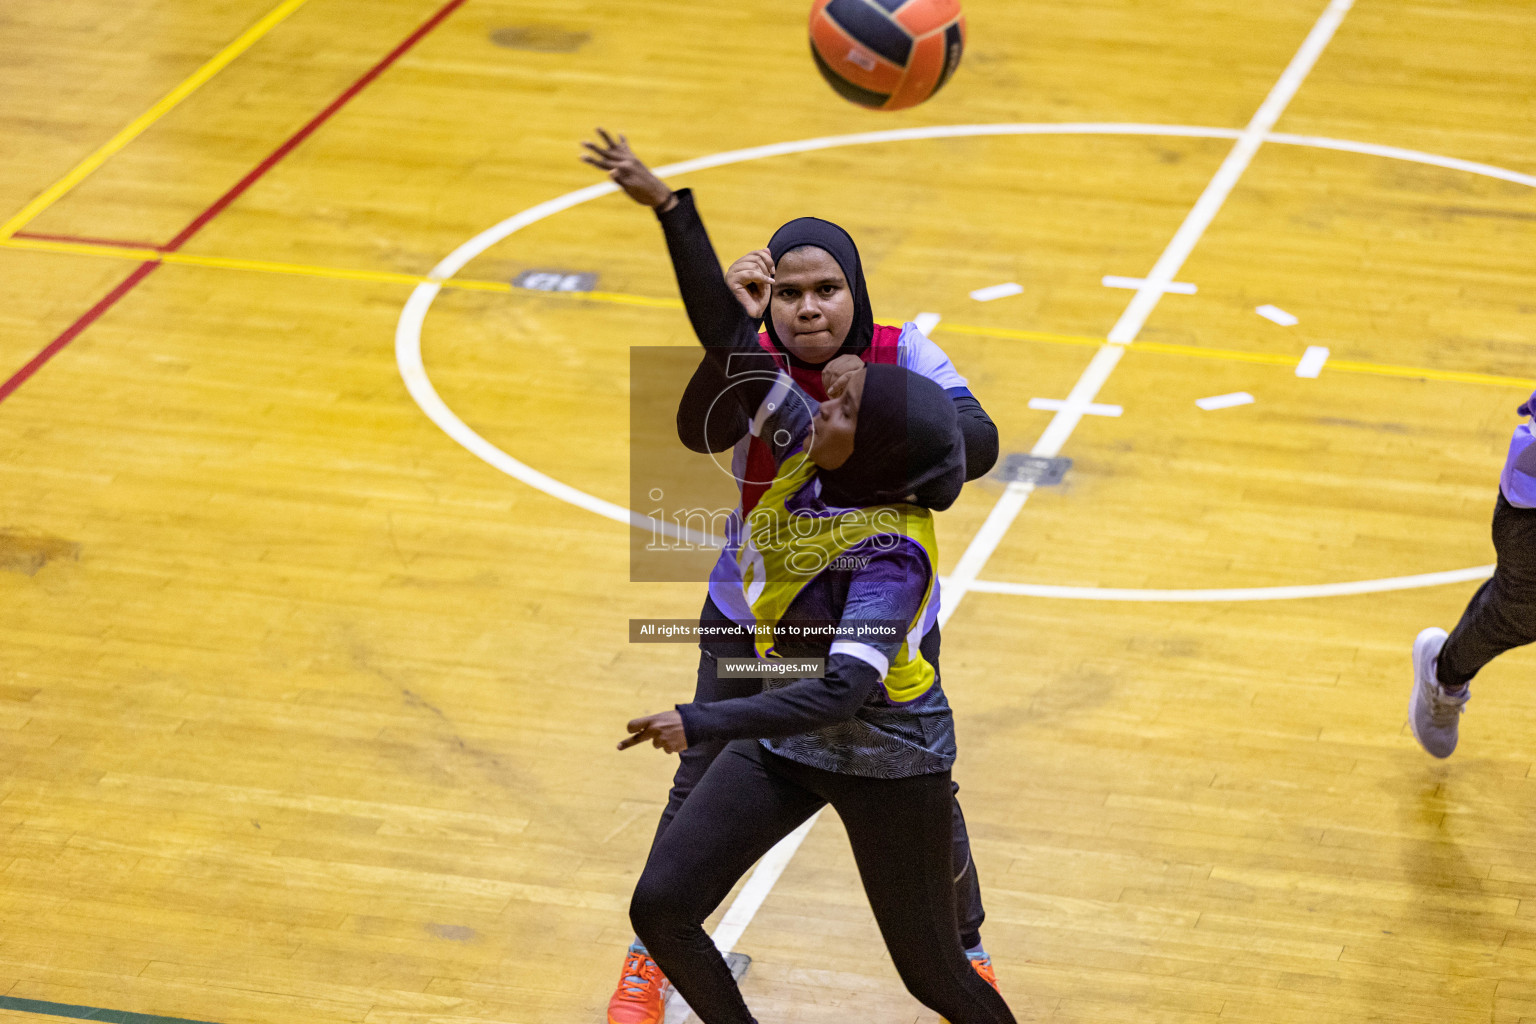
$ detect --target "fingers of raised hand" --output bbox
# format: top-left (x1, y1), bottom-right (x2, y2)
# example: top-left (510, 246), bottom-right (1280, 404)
top-left (582, 129), bottom-right (636, 167)
top-left (618, 715), bottom-right (655, 750)
top-left (580, 143), bottom-right (621, 171)
top-left (748, 252), bottom-right (775, 282)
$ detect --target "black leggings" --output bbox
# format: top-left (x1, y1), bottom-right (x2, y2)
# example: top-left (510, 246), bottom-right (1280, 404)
top-left (631, 741), bottom-right (1015, 1024)
top-left (1439, 494), bottom-right (1536, 688)
top-left (650, 598), bottom-right (987, 947)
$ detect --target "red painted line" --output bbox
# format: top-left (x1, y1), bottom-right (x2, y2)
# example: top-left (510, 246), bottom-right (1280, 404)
top-left (12, 230), bottom-right (164, 250)
top-left (0, 0), bottom-right (469, 406)
top-left (0, 261), bottom-right (162, 403)
top-left (164, 0), bottom-right (468, 252)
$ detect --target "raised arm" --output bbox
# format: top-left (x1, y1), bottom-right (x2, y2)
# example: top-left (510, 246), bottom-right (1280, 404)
top-left (676, 356), bottom-right (749, 453)
top-left (675, 247), bottom-right (781, 452)
top-left (581, 131), bottom-right (778, 405)
top-left (654, 190), bottom-right (777, 387)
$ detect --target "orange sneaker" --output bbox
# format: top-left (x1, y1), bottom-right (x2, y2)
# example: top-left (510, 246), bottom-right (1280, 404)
top-left (967, 949), bottom-right (1000, 992)
top-left (607, 946), bottom-right (671, 1024)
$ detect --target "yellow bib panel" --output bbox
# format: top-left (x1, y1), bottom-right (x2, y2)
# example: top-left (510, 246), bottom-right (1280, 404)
top-left (737, 451), bottom-right (940, 704)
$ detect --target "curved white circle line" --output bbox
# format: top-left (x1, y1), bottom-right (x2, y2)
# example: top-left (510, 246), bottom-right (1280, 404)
top-left (953, 564), bottom-right (1495, 602)
top-left (396, 283), bottom-right (632, 526)
top-left (398, 121), bottom-right (1526, 601)
top-left (1264, 132), bottom-right (1536, 188)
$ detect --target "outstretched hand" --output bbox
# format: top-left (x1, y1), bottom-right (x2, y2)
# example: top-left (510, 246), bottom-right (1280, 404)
top-left (619, 710), bottom-right (689, 753)
top-left (580, 129), bottom-right (676, 211)
top-left (726, 248), bottom-right (775, 320)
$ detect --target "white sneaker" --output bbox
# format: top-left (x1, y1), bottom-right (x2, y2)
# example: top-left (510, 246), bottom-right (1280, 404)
top-left (1408, 627), bottom-right (1467, 758)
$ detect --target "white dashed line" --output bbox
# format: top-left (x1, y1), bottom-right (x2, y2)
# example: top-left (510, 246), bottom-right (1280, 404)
top-left (1257, 303), bottom-right (1299, 325)
top-left (1196, 391), bottom-right (1256, 410)
top-left (1296, 346), bottom-right (1330, 378)
top-left (968, 282), bottom-right (1023, 302)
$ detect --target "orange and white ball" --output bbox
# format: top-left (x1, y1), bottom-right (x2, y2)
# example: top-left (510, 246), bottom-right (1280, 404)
top-left (809, 0), bottom-right (966, 111)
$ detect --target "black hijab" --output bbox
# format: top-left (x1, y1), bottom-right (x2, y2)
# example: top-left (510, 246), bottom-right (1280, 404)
top-left (763, 217), bottom-right (874, 367)
top-left (820, 364), bottom-right (967, 512)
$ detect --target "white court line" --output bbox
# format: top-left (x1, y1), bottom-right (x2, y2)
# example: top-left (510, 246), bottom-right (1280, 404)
top-left (1102, 274), bottom-right (1197, 294)
top-left (960, 564), bottom-right (1494, 602)
top-left (396, 292), bottom-right (717, 546)
top-left (939, 0), bottom-right (1356, 628)
top-left (970, 282), bottom-right (1024, 302)
top-left (663, 815), bottom-right (818, 1024)
top-left (394, 119), bottom-right (1534, 556)
top-left (914, 311), bottom-right (942, 335)
top-left (1257, 303), bottom-right (1299, 325)
top-left (1296, 345), bottom-right (1330, 377)
top-left (1197, 391), bottom-right (1255, 410)
top-left (1264, 132), bottom-right (1536, 188)
top-left (1029, 397), bottom-right (1123, 417)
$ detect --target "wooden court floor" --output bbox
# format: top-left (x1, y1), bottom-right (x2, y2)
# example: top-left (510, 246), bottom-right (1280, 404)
top-left (3, 1), bottom-right (1536, 1022)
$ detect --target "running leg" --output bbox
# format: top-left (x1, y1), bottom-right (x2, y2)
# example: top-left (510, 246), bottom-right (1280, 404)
top-left (630, 741), bottom-right (824, 1024)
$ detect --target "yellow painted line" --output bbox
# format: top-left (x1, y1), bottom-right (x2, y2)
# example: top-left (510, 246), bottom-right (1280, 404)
top-left (1323, 358), bottom-right (1536, 390)
top-left (587, 289), bottom-right (684, 310)
top-left (0, 235), bottom-right (510, 292)
top-left (933, 322), bottom-right (1536, 390)
top-left (2, 236), bottom-right (678, 300)
top-left (935, 322), bottom-right (1104, 349)
top-left (0, 0), bottom-right (312, 240)
top-left (161, 249), bottom-right (473, 289)
top-left (7, 234), bottom-right (1529, 390)
top-left (1130, 339), bottom-right (1298, 368)
top-left (0, 237), bottom-right (164, 263)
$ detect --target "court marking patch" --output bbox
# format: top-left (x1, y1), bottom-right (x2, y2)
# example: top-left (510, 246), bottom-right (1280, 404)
top-left (995, 454), bottom-right (1071, 486)
top-left (513, 269), bottom-right (597, 292)
top-left (488, 25), bottom-right (590, 52)
top-left (395, 121), bottom-right (1534, 602)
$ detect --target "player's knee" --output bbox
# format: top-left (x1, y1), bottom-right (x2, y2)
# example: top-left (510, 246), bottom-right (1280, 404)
top-left (891, 946), bottom-right (981, 1014)
top-left (887, 957), bottom-right (949, 1009)
top-left (629, 868), bottom-right (691, 945)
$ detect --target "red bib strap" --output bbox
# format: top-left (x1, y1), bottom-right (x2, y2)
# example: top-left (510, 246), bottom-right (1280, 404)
top-left (866, 323), bottom-right (904, 366)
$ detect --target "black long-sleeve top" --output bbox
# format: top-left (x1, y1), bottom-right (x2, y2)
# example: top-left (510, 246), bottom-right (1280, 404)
top-left (679, 654), bottom-right (883, 745)
top-left (657, 190), bottom-right (778, 408)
